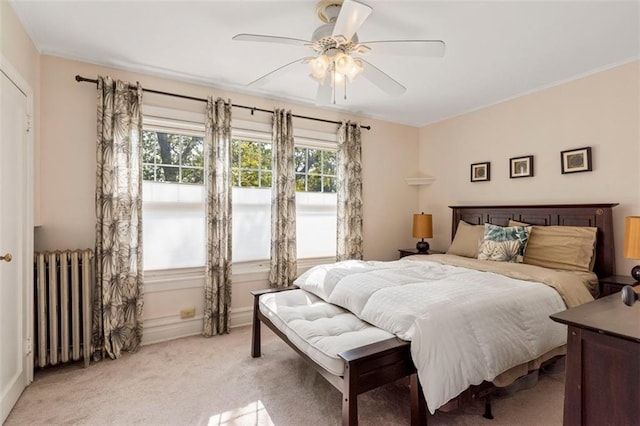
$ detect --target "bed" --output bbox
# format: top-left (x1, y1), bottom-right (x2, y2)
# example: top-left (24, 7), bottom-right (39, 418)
top-left (250, 203), bottom-right (617, 425)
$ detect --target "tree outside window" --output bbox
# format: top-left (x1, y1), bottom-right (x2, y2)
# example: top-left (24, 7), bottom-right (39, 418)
top-left (142, 131), bottom-right (204, 184)
top-left (295, 147), bottom-right (336, 193)
top-left (142, 134), bottom-right (336, 194)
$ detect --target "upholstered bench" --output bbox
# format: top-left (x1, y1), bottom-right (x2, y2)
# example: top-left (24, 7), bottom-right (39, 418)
top-left (251, 286), bottom-right (426, 426)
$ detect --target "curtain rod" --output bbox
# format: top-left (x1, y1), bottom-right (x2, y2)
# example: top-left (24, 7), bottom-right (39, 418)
top-left (75, 75), bottom-right (371, 131)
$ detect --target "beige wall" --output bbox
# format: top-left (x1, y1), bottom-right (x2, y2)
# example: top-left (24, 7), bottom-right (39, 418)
top-left (36, 55), bottom-right (420, 339)
top-left (419, 61), bottom-right (640, 275)
top-left (1, 1), bottom-right (41, 223)
top-left (36, 55), bottom-right (420, 258)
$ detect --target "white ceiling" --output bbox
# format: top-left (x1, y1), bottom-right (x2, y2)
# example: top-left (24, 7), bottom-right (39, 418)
top-left (10, 1), bottom-right (640, 127)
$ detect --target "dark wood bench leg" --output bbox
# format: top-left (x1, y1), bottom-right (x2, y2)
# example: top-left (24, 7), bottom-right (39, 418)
top-left (410, 373), bottom-right (427, 425)
top-left (342, 362), bottom-right (358, 426)
top-left (251, 294), bottom-right (261, 358)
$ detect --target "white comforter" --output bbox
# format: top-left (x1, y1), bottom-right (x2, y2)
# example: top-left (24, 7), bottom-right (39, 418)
top-left (293, 258), bottom-right (568, 413)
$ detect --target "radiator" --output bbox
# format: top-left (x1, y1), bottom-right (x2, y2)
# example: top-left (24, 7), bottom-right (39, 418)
top-left (34, 249), bottom-right (93, 368)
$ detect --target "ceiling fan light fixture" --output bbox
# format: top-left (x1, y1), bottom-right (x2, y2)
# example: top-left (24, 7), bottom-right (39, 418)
top-left (331, 70), bottom-right (345, 87)
top-left (308, 54), bottom-right (331, 81)
top-left (333, 52), bottom-right (351, 72)
top-left (345, 58), bottom-right (363, 82)
top-left (333, 52), bottom-right (363, 82)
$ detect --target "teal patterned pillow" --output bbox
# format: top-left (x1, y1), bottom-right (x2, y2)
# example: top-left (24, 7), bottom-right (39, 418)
top-left (478, 240), bottom-right (522, 262)
top-left (482, 223), bottom-right (532, 263)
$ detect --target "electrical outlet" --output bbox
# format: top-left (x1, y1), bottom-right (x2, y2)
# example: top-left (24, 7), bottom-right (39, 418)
top-left (180, 307), bottom-right (196, 319)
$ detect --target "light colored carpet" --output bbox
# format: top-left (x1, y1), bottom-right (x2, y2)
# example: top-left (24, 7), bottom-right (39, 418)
top-left (6, 325), bottom-right (565, 425)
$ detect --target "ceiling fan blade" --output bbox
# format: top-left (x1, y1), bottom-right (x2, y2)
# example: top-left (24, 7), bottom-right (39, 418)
top-left (362, 40), bottom-right (446, 57)
top-left (359, 59), bottom-right (406, 96)
top-left (232, 33), bottom-right (310, 46)
top-left (332, 0), bottom-right (372, 43)
top-left (315, 76), bottom-right (332, 105)
top-left (248, 58), bottom-right (306, 87)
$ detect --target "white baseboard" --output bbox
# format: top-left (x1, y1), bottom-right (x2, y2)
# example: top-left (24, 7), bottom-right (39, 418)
top-left (230, 306), bottom-right (253, 329)
top-left (141, 315), bottom-right (203, 346)
top-left (142, 305), bottom-right (253, 346)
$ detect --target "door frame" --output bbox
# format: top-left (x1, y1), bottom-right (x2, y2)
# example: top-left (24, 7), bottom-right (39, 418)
top-left (0, 54), bottom-right (34, 385)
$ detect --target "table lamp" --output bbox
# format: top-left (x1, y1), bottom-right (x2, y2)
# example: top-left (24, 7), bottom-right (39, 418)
top-left (413, 212), bottom-right (433, 252)
top-left (623, 216), bottom-right (640, 281)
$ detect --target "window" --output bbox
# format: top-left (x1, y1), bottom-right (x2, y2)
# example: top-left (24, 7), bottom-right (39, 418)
top-left (142, 123), bottom-right (206, 270)
top-left (230, 133), bottom-right (273, 263)
top-left (293, 145), bottom-right (337, 259)
top-left (231, 131), bottom-right (337, 263)
top-left (141, 110), bottom-right (337, 271)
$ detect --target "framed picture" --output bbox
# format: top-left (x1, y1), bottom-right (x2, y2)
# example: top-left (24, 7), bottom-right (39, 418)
top-left (561, 147), bottom-right (592, 174)
top-left (470, 162), bottom-right (490, 182)
top-left (510, 155), bottom-right (534, 178)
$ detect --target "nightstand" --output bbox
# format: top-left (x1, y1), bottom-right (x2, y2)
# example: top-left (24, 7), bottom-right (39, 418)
top-left (598, 275), bottom-right (638, 297)
top-left (398, 249), bottom-right (444, 259)
top-left (550, 292), bottom-right (640, 425)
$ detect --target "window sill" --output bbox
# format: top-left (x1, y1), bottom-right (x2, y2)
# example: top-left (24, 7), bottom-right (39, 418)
top-left (144, 256), bottom-right (336, 290)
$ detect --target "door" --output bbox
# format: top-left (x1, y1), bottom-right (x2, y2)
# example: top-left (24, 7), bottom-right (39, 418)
top-left (0, 69), bottom-right (29, 423)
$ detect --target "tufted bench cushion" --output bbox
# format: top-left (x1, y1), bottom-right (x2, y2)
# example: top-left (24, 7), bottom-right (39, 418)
top-left (259, 289), bottom-right (395, 376)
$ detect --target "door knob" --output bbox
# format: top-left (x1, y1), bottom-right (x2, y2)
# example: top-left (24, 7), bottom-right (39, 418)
top-left (0, 253), bottom-right (12, 262)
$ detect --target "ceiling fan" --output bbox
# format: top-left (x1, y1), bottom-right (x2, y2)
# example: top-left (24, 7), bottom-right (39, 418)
top-left (232, 0), bottom-right (445, 104)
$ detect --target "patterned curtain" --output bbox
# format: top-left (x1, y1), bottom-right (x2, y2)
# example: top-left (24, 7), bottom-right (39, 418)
top-left (336, 121), bottom-right (363, 261)
top-left (93, 76), bottom-right (144, 360)
top-left (203, 97), bottom-right (233, 337)
top-left (269, 109), bottom-right (297, 288)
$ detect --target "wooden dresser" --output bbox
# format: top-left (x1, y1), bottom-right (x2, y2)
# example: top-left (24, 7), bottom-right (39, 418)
top-left (550, 290), bottom-right (640, 426)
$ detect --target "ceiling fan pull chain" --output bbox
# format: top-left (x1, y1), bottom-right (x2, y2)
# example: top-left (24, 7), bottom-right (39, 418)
top-left (344, 77), bottom-right (347, 101)
top-left (333, 67), bottom-right (336, 105)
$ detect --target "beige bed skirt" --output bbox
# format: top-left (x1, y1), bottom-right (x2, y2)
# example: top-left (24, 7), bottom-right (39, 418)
top-left (438, 345), bottom-right (566, 412)
top-left (493, 345), bottom-right (566, 387)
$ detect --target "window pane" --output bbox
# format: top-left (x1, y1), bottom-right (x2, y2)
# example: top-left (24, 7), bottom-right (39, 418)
top-left (181, 136), bottom-right (204, 167)
top-left (323, 177), bottom-right (336, 193)
top-left (159, 166), bottom-right (179, 182)
top-left (154, 166), bottom-right (165, 182)
top-left (143, 165), bottom-right (156, 181)
top-left (240, 170), bottom-right (259, 187)
top-left (307, 175), bottom-right (321, 192)
top-left (323, 151), bottom-right (336, 175)
top-left (142, 131), bottom-right (159, 164)
top-left (231, 169), bottom-right (240, 187)
top-left (156, 132), bottom-right (180, 166)
top-left (307, 149), bottom-right (320, 174)
top-left (296, 174), bottom-right (306, 191)
top-left (295, 147), bottom-right (306, 173)
top-left (241, 140), bottom-right (260, 169)
top-left (260, 172), bottom-right (272, 187)
top-left (182, 168), bottom-right (204, 184)
top-left (260, 144), bottom-right (272, 170)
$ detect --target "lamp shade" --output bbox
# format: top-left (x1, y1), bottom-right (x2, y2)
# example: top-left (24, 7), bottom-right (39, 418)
top-left (624, 216), bottom-right (640, 259)
top-left (412, 213), bottom-right (433, 239)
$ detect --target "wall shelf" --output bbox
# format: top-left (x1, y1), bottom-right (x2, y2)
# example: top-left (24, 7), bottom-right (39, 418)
top-left (405, 176), bottom-right (436, 186)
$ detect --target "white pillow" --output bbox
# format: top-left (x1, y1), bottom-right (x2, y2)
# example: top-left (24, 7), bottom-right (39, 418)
top-left (477, 240), bottom-right (522, 262)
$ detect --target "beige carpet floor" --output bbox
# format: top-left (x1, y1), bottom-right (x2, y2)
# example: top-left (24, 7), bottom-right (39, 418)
top-left (6, 325), bottom-right (565, 425)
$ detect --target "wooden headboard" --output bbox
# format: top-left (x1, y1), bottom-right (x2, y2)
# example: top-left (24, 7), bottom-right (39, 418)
top-left (450, 204), bottom-right (618, 278)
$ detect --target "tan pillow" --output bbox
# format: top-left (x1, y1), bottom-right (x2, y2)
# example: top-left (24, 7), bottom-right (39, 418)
top-left (447, 221), bottom-right (485, 258)
top-left (508, 220), bottom-right (528, 227)
top-left (508, 220), bottom-right (597, 272)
